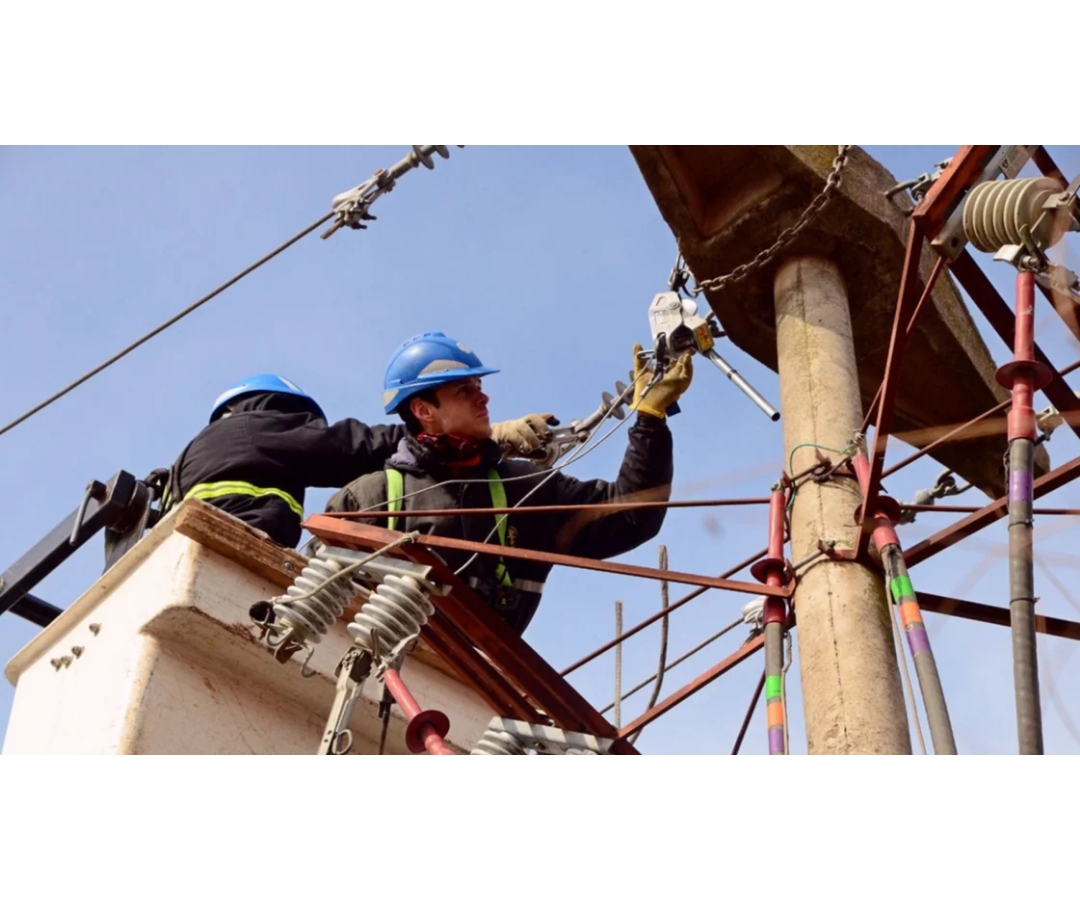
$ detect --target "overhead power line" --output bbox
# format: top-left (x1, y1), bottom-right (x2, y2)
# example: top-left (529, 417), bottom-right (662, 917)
top-left (0, 212), bottom-right (334, 440)
top-left (0, 144), bottom-right (466, 442)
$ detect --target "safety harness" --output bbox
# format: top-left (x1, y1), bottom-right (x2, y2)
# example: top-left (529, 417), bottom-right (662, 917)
top-left (385, 468), bottom-right (512, 589)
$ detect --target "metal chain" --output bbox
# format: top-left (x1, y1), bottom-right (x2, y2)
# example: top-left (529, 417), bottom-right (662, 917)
top-left (692, 145), bottom-right (853, 295)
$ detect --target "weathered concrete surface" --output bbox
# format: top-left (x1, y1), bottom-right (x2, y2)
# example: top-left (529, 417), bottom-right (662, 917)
top-left (775, 256), bottom-right (911, 754)
top-left (2, 502), bottom-right (494, 755)
top-left (630, 145), bottom-right (1049, 499)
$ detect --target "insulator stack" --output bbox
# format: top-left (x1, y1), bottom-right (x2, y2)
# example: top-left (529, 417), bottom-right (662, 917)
top-left (347, 573), bottom-right (434, 652)
top-left (963, 177), bottom-right (1067, 253)
top-left (272, 552), bottom-right (361, 645)
top-left (470, 726), bottom-right (528, 755)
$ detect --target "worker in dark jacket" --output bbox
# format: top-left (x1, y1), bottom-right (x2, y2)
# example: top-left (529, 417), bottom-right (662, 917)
top-left (323, 332), bottom-right (692, 636)
top-left (160, 373), bottom-right (553, 549)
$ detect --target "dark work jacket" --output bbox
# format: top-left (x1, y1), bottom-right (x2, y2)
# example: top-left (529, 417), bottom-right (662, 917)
top-left (323, 416), bottom-right (673, 637)
top-left (164, 393), bottom-right (406, 549)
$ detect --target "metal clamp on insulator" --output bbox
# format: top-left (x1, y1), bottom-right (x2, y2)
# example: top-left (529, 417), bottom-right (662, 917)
top-left (470, 717), bottom-right (614, 755)
top-left (964, 177), bottom-right (1075, 256)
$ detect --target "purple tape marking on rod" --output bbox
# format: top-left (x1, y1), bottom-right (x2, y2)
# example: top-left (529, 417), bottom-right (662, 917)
top-left (906, 625), bottom-right (932, 657)
top-left (768, 727), bottom-right (786, 755)
top-left (1009, 471), bottom-right (1034, 505)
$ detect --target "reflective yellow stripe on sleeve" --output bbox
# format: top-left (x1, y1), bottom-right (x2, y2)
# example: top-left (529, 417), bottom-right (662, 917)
top-left (183, 481), bottom-right (304, 518)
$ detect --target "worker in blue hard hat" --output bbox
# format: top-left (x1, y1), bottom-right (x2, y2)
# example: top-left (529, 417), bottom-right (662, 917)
top-left (158, 372), bottom-right (554, 549)
top-left (323, 332), bottom-right (692, 636)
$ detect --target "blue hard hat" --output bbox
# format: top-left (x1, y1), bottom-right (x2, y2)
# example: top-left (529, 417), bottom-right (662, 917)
top-left (210, 374), bottom-right (325, 422)
top-left (382, 332), bottom-right (499, 415)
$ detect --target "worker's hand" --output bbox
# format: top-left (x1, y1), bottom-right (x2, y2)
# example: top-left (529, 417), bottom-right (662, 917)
top-left (491, 414), bottom-right (555, 457)
top-left (631, 344), bottom-right (693, 419)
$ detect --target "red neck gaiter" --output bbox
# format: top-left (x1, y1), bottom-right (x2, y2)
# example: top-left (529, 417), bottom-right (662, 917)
top-left (417, 432), bottom-right (485, 471)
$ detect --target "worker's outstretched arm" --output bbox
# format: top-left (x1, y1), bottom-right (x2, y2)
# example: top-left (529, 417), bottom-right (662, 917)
top-left (536, 347), bottom-right (692, 559)
top-left (256, 414), bottom-right (558, 490)
top-left (252, 417), bottom-right (408, 490)
top-left (537, 414), bottom-right (673, 559)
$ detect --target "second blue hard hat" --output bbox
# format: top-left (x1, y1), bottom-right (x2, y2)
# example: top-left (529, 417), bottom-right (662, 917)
top-left (210, 374), bottom-right (325, 423)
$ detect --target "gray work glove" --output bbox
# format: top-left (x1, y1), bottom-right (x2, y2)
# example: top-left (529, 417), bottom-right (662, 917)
top-left (491, 414), bottom-right (555, 458)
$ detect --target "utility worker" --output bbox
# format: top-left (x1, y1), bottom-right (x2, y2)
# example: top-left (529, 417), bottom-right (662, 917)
top-left (323, 332), bottom-right (692, 636)
top-left (159, 373), bottom-right (553, 549)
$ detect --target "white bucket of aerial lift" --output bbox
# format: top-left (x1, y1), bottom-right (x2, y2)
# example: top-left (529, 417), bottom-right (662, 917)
top-left (1, 508), bottom-right (494, 755)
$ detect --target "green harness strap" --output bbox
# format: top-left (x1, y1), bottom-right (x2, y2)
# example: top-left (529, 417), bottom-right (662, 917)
top-left (487, 471), bottom-right (512, 588)
top-left (385, 468), bottom-right (512, 587)
top-left (386, 469), bottom-right (405, 533)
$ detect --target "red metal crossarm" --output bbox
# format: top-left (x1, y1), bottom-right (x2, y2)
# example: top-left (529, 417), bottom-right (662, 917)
top-left (857, 223), bottom-right (930, 559)
top-left (903, 454), bottom-right (1080, 568)
top-left (911, 145), bottom-right (1000, 234)
top-left (883, 399), bottom-right (1011, 479)
top-left (304, 514), bottom-right (640, 754)
top-left (917, 593), bottom-right (1080, 642)
top-left (899, 505), bottom-right (1080, 516)
top-left (420, 618), bottom-right (539, 721)
top-left (324, 497), bottom-right (770, 521)
top-left (861, 257), bottom-right (947, 432)
top-left (310, 517), bottom-right (788, 598)
top-left (1033, 147), bottom-right (1069, 185)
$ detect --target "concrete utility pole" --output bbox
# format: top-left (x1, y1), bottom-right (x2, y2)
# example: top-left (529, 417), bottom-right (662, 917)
top-left (632, 145), bottom-right (1015, 753)
top-left (774, 256), bottom-right (911, 754)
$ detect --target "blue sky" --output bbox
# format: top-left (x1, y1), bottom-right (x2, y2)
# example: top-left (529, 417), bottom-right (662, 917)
top-left (1, 145), bottom-right (1078, 755)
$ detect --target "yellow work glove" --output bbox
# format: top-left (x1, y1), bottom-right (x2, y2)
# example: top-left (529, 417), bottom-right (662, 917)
top-left (491, 414), bottom-right (555, 457)
top-left (631, 344), bottom-right (693, 419)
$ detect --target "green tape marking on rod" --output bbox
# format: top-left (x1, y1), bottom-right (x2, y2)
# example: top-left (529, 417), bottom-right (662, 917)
top-left (891, 576), bottom-right (915, 603)
top-left (766, 675), bottom-right (784, 701)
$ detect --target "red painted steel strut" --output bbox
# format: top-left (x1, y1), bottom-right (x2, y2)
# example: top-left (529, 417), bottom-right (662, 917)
top-left (998, 270), bottom-right (1052, 755)
top-left (750, 489), bottom-right (791, 755)
top-left (857, 225), bottom-right (932, 563)
top-left (852, 455), bottom-right (956, 754)
top-left (382, 669), bottom-right (455, 756)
